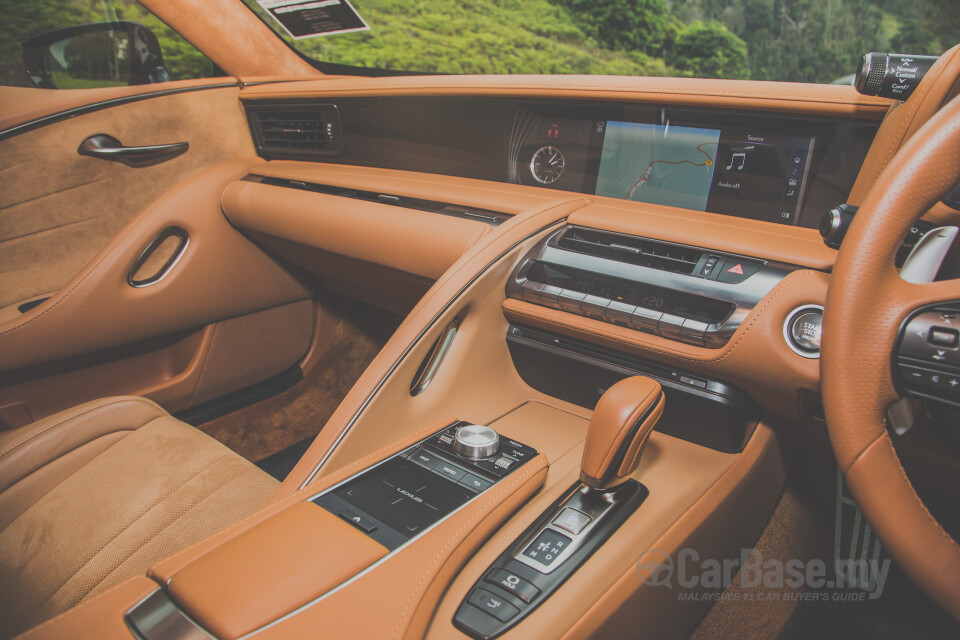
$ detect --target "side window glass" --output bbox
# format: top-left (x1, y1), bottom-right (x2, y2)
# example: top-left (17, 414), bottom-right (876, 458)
top-left (0, 0), bottom-right (220, 89)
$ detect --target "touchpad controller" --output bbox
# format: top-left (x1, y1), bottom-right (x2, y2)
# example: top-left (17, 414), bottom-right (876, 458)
top-left (312, 422), bottom-right (538, 551)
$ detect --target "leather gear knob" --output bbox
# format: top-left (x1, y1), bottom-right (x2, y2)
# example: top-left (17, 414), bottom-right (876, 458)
top-left (580, 376), bottom-right (665, 489)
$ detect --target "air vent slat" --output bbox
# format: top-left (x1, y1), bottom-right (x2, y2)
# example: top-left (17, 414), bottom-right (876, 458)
top-left (247, 104), bottom-right (342, 157)
top-left (557, 228), bottom-right (703, 275)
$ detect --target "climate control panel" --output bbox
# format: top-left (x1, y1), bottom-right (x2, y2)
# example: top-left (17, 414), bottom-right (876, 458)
top-left (506, 226), bottom-right (798, 348)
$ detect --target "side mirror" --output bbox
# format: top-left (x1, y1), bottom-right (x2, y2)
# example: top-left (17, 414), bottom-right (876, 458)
top-left (21, 21), bottom-right (170, 89)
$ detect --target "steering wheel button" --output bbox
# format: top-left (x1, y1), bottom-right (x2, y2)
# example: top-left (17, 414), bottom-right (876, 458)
top-left (929, 327), bottom-right (959, 348)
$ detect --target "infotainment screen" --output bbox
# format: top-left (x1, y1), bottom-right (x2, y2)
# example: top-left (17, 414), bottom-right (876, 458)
top-left (593, 121), bottom-right (815, 225)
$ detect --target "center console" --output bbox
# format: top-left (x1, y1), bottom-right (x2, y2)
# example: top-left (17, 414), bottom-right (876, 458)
top-left (312, 422), bottom-right (539, 551)
top-left (126, 420), bottom-right (547, 640)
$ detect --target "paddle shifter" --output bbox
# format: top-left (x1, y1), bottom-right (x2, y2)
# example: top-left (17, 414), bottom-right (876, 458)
top-left (580, 376), bottom-right (666, 489)
top-left (453, 376), bottom-right (664, 639)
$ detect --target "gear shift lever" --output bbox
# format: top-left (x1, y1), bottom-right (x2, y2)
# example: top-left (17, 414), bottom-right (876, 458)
top-left (580, 376), bottom-right (665, 490)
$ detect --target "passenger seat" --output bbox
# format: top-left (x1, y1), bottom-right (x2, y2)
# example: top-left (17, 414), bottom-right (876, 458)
top-left (0, 396), bottom-right (278, 638)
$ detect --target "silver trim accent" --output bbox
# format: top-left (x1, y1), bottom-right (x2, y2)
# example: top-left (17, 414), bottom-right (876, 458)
top-left (127, 227), bottom-right (190, 288)
top-left (298, 218), bottom-right (569, 489)
top-left (899, 226), bottom-right (959, 284)
top-left (410, 318), bottom-right (460, 396)
top-left (513, 484), bottom-right (619, 574)
top-left (125, 589), bottom-right (214, 640)
top-left (783, 304), bottom-right (824, 359)
top-left (529, 145), bottom-right (565, 185)
top-left (452, 424), bottom-right (500, 459)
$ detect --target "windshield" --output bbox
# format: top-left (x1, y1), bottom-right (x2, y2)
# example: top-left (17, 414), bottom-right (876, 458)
top-left (243, 0), bottom-right (959, 82)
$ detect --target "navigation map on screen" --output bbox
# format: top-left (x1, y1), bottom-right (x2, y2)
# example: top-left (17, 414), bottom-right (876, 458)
top-left (593, 120), bottom-right (815, 225)
top-left (595, 122), bottom-right (721, 211)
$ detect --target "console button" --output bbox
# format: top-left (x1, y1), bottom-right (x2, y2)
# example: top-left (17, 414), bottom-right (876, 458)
top-left (718, 259), bottom-right (762, 283)
top-left (409, 448), bottom-right (441, 470)
top-left (484, 569), bottom-right (540, 604)
top-left (434, 461), bottom-right (467, 482)
top-left (680, 319), bottom-right (708, 347)
top-left (605, 300), bottom-right (636, 326)
top-left (522, 529), bottom-right (572, 567)
top-left (337, 509), bottom-right (377, 533)
top-left (557, 289), bottom-right (587, 314)
top-left (581, 295), bottom-right (610, 319)
top-left (460, 473), bottom-right (492, 493)
top-left (500, 438), bottom-right (534, 460)
top-left (494, 456), bottom-right (516, 471)
top-left (700, 255), bottom-right (721, 277)
top-left (468, 588), bottom-right (520, 623)
top-left (552, 507), bottom-right (591, 535)
top-left (521, 281), bottom-right (544, 304)
top-left (657, 314), bottom-right (685, 341)
top-left (538, 285), bottom-right (563, 307)
top-left (630, 306), bottom-right (662, 332)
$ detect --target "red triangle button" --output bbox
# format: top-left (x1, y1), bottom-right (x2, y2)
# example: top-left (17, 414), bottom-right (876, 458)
top-left (727, 263), bottom-right (745, 275)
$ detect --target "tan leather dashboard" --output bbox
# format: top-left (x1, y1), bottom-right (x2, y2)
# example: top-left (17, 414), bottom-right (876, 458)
top-left (240, 75), bottom-right (892, 117)
top-left (222, 180), bottom-right (490, 281)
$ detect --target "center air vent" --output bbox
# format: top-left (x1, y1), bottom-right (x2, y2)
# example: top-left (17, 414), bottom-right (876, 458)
top-left (557, 227), bottom-right (703, 275)
top-left (247, 104), bottom-right (342, 157)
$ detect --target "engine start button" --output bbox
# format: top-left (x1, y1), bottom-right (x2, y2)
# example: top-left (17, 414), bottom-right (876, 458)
top-left (784, 305), bottom-right (823, 358)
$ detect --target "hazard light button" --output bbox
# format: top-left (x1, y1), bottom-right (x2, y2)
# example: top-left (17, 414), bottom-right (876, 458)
top-left (717, 258), bottom-right (763, 284)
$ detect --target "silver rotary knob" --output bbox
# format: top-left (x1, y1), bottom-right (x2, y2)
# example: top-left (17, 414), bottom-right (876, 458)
top-left (452, 424), bottom-right (500, 460)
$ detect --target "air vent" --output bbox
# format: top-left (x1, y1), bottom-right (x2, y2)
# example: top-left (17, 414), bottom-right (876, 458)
top-left (247, 104), bottom-right (342, 157)
top-left (557, 227), bottom-right (703, 275)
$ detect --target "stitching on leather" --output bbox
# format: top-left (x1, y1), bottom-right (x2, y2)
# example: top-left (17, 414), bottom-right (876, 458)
top-left (505, 269), bottom-right (814, 366)
top-left (0, 396), bottom-right (164, 459)
top-left (0, 202), bottom-right (158, 338)
top-left (78, 462), bottom-right (251, 601)
top-left (260, 84), bottom-right (890, 107)
top-left (27, 451), bottom-right (233, 617)
top-left (391, 457), bottom-right (547, 640)
top-left (593, 390), bottom-right (655, 477)
top-left (847, 433), bottom-right (960, 556)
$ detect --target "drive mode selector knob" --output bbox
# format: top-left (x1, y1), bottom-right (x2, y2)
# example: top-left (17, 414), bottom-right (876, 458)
top-left (453, 425), bottom-right (500, 460)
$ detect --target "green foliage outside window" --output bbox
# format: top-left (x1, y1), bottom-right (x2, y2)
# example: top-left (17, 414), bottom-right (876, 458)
top-left (1, 0), bottom-right (958, 88)
top-left (247, 0), bottom-right (960, 82)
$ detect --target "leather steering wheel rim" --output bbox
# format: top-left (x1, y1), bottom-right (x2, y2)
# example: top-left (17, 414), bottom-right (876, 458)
top-left (822, 94), bottom-right (960, 620)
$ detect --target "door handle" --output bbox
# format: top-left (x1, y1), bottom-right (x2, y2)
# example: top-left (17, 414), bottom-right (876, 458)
top-left (78, 134), bottom-right (188, 168)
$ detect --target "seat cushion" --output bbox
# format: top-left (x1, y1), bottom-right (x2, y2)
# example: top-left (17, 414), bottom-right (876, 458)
top-left (0, 397), bottom-right (279, 638)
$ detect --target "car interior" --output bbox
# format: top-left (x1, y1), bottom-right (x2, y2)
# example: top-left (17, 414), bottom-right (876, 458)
top-left (1, 1), bottom-right (960, 639)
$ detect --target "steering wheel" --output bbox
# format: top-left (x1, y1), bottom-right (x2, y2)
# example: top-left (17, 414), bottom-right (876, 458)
top-left (822, 94), bottom-right (960, 620)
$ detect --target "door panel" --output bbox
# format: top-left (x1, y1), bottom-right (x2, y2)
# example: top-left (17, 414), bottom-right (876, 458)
top-left (0, 154), bottom-right (311, 364)
top-left (0, 85), bottom-right (253, 308)
top-left (0, 84), bottom-right (315, 422)
top-left (0, 299), bottom-right (313, 429)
